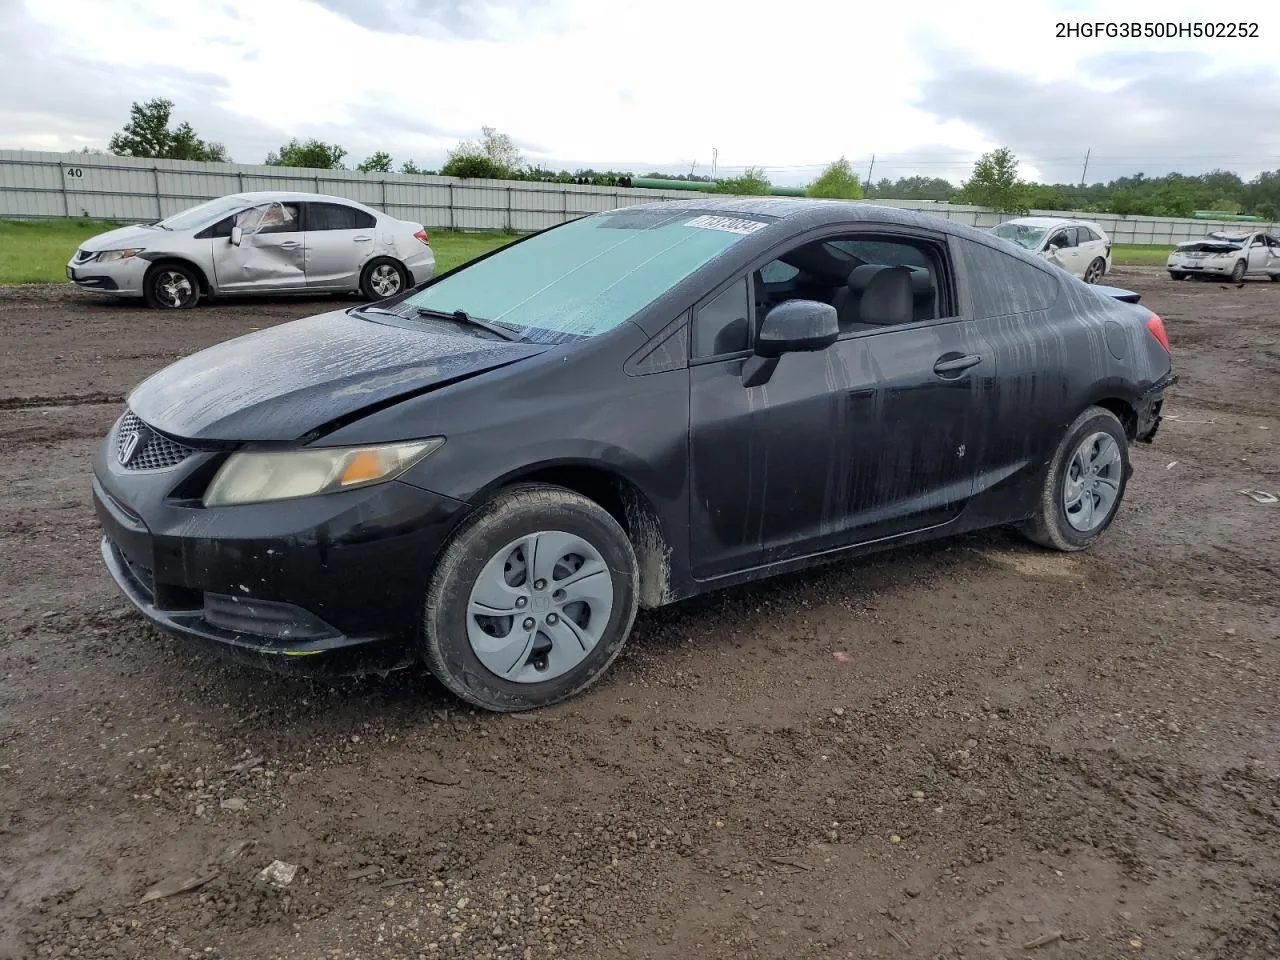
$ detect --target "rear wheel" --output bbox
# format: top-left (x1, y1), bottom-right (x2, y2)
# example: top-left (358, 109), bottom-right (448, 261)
top-left (1018, 406), bottom-right (1130, 552)
top-left (1230, 259), bottom-right (1247, 282)
top-left (1270, 273), bottom-right (1280, 283)
top-left (1083, 257), bottom-right (1106, 283)
top-left (144, 263), bottom-right (200, 309)
top-left (1169, 271), bottom-right (1187, 281)
top-left (422, 484), bottom-right (639, 712)
top-left (360, 257), bottom-right (408, 301)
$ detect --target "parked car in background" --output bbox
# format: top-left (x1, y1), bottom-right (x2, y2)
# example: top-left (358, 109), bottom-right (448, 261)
top-left (1166, 230), bottom-right (1280, 282)
top-left (92, 198), bottom-right (1174, 713)
top-left (992, 217), bottom-right (1112, 283)
top-left (66, 191), bottom-right (435, 309)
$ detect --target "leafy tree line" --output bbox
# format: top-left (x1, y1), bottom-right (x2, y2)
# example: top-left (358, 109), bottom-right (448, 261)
top-left (106, 101), bottom-right (1279, 218)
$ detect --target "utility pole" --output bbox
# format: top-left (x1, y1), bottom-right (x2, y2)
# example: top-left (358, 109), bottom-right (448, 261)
top-left (866, 154), bottom-right (876, 185)
top-left (1079, 148), bottom-right (1091, 188)
top-left (711, 147), bottom-right (718, 178)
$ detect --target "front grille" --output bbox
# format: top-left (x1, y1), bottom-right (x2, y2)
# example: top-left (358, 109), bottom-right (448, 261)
top-left (114, 411), bottom-right (196, 471)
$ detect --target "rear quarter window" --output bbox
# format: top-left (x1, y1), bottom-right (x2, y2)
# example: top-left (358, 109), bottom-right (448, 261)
top-left (954, 237), bottom-right (1061, 319)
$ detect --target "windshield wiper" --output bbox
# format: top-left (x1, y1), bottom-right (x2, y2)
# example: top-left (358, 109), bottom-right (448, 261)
top-left (415, 307), bottom-right (519, 341)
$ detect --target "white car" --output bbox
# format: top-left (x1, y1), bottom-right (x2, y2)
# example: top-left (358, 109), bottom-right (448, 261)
top-left (1166, 230), bottom-right (1280, 283)
top-left (991, 217), bottom-right (1112, 283)
top-left (66, 191), bottom-right (436, 309)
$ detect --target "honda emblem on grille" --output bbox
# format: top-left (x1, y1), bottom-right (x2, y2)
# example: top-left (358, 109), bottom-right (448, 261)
top-left (118, 430), bottom-right (142, 466)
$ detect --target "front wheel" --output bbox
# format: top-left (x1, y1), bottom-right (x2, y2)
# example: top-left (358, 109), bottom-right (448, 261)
top-left (360, 257), bottom-right (408, 301)
top-left (1270, 273), bottom-right (1280, 283)
top-left (1083, 257), bottom-right (1106, 283)
top-left (144, 263), bottom-right (200, 309)
top-left (1017, 406), bottom-right (1130, 552)
top-left (422, 484), bottom-right (639, 712)
top-left (1169, 271), bottom-right (1187, 281)
top-left (1230, 259), bottom-right (1247, 283)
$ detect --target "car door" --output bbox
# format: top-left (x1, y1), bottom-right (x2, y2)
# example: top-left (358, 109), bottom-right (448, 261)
top-left (687, 229), bottom-right (997, 580)
top-left (304, 201), bottom-right (377, 288)
top-left (1247, 233), bottom-right (1271, 275)
top-left (1045, 227), bottom-right (1085, 277)
top-left (211, 201), bottom-right (305, 292)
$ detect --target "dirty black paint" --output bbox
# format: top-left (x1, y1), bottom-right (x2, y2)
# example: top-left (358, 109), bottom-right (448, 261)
top-left (94, 198), bottom-right (1174, 672)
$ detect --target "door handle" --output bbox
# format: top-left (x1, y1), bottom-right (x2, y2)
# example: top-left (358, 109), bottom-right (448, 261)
top-left (279, 240), bottom-right (301, 249)
top-left (933, 354), bottom-right (982, 377)
top-left (353, 235), bottom-right (373, 242)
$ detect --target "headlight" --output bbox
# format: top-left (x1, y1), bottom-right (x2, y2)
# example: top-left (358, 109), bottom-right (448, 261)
top-left (97, 248), bottom-right (145, 262)
top-left (202, 439), bottom-right (444, 507)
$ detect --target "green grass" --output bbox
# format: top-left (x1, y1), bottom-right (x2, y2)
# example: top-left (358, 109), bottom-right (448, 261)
top-left (0, 218), bottom-right (124, 284)
top-left (0, 218), bottom-right (518, 286)
top-left (1111, 243), bottom-right (1174, 266)
top-left (0, 217), bottom-right (1172, 284)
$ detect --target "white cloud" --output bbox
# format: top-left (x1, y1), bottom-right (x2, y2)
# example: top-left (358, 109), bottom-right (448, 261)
top-left (4, 0), bottom-right (1279, 184)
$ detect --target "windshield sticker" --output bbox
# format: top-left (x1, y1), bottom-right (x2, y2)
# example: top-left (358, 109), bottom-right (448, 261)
top-left (684, 215), bottom-right (767, 235)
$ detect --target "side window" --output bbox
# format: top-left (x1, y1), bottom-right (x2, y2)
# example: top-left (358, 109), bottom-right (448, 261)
top-left (691, 276), bottom-right (750, 359)
top-left (197, 215), bottom-right (235, 239)
top-left (309, 203), bottom-right (375, 231)
top-left (954, 238), bottom-right (1061, 319)
top-left (1081, 226), bottom-right (1100, 242)
top-left (1252, 235), bottom-right (1266, 246)
top-left (237, 202), bottom-right (300, 235)
top-left (760, 260), bottom-right (799, 283)
top-left (824, 236), bottom-right (947, 329)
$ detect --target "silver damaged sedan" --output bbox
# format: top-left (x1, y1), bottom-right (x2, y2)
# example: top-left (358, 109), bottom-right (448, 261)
top-left (66, 191), bottom-right (437, 309)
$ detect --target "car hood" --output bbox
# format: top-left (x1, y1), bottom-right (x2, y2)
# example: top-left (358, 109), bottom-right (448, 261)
top-left (127, 309), bottom-right (550, 442)
top-left (1173, 238), bottom-right (1244, 253)
top-left (80, 223), bottom-right (166, 252)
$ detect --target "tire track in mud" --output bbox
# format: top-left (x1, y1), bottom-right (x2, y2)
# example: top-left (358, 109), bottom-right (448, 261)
top-left (0, 391), bottom-right (123, 411)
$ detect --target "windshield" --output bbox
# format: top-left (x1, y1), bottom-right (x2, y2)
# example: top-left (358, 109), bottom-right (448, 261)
top-left (157, 196), bottom-right (248, 231)
top-left (404, 209), bottom-right (766, 343)
top-left (992, 222), bottom-right (1048, 251)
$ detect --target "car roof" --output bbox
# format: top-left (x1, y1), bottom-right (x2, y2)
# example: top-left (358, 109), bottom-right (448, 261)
top-left (228, 190), bottom-right (380, 210)
top-left (1001, 216), bottom-right (1099, 229)
top-left (613, 196), bottom-right (1005, 242)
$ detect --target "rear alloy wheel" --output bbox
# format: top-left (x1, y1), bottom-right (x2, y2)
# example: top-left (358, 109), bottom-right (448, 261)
top-left (1230, 259), bottom-right (1247, 283)
top-left (1083, 257), bottom-right (1106, 283)
top-left (360, 258), bottom-right (408, 301)
top-left (144, 263), bottom-right (200, 309)
top-left (1017, 406), bottom-right (1130, 552)
top-left (422, 484), bottom-right (639, 712)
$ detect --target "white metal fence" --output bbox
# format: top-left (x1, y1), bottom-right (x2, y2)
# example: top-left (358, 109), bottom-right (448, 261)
top-left (1, 149), bottom-right (1273, 246)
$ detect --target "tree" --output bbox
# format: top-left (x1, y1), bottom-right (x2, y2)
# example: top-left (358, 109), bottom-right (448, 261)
top-left (443, 126), bottom-right (525, 179)
top-left (265, 138), bottom-right (347, 169)
top-left (806, 158), bottom-right (864, 200)
top-left (357, 151), bottom-right (393, 173)
top-left (108, 98), bottom-right (229, 162)
top-left (959, 147), bottom-right (1027, 214)
top-left (400, 160), bottom-right (436, 175)
top-left (715, 167), bottom-right (771, 196)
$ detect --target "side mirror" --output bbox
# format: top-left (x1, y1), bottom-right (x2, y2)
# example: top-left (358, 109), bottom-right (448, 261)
top-left (230, 225), bottom-right (243, 247)
top-left (756, 300), bottom-right (839, 357)
top-left (741, 300), bottom-right (839, 388)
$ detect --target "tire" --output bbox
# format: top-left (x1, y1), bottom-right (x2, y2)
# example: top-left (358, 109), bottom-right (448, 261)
top-left (1017, 406), bottom-right (1131, 553)
top-left (422, 483), bottom-right (639, 712)
top-left (143, 262), bottom-right (200, 309)
top-left (1169, 271), bottom-right (1187, 281)
top-left (1230, 259), bottom-right (1246, 283)
top-left (1269, 273), bottom-right (1279, 283)
top-left (360, 257), bottom-right (408, 301)
top-left (1083, 257), bottom-right (1106, 283)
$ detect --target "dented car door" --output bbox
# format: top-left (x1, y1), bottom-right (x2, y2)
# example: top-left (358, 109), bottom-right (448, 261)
top-left (212, 201), bottom-right (306, 292)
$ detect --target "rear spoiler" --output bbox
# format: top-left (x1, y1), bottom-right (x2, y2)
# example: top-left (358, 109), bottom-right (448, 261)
top-left (1093, 284), bottom-right (1141, 304)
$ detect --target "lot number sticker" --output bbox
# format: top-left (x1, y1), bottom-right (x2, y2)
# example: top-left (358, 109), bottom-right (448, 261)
top-left (684, 215), bottom-right (767, 235)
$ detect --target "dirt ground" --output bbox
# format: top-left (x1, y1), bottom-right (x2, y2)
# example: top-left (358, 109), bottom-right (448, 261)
top-left (1, 269), bottom-right (1277, 960)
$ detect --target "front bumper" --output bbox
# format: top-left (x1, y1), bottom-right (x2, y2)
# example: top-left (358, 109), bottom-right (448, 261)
top-left (66, 254), bottom-right (148, 295)
top-left (1166, 257), bottom-right (1234, 275)
top-left (92, 459), bottom-right (471, 676)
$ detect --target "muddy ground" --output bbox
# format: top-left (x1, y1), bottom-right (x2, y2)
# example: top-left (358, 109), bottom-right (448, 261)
top-left (0, 270), bottom-right (1277, 960)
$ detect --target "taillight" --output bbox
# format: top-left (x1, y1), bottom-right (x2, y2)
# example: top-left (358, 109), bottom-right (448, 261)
top-left (414, 229), bottom-right (430, 245)
top-left (1146, 313), bottom-right (1171, 353)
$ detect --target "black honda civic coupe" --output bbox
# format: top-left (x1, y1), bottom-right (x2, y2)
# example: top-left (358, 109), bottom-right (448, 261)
top-left (92, 198), bottom-right (1174, 712)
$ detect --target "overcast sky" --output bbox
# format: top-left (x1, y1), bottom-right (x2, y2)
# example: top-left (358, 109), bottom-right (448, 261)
top-left (2, 0), bottom-right (1278, 187)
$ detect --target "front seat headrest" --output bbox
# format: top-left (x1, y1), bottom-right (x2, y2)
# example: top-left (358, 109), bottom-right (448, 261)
top-left (859, 266), bottom-right (914, 326)
top-left (846, 263), bottom-right (888, 293)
